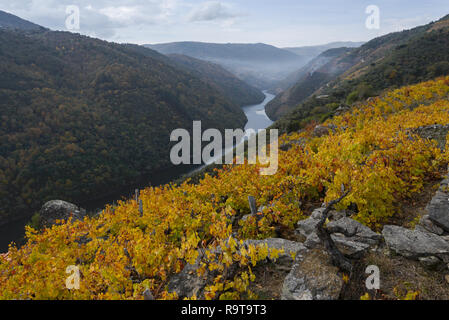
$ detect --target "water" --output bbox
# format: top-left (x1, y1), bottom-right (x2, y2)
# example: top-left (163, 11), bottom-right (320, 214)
top-left (0, 91), bottom-right (275, 253)
top-left (242, 91), bottom-right (275, 131)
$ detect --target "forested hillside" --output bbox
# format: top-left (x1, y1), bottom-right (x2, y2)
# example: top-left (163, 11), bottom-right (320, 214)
top-left (167, 54), bottom-right (265, 106)
top-left (0, 28), bottom-right (248, 225)
top-left (270, 14), bottom-right (449, 130)
top-left (266, 47), bottom-right (356, 120)
top-left (1, 77), bottom-right (448, 299)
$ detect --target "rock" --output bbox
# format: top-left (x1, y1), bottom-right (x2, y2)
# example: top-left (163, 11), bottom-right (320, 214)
top-left (39, 200), bottom-right (87, 227)
top-left (281, 249), bottom-right (343, 300)
top-left (412, 124), bottom-right (449, 150)
top-left (304, 233), bottom-right (322, 249)
top-left (427, 179), bottom-right (449, 232)
top-left (167, 249), bottom-right (224, 299)
top-left (327, 217), bottom-right (382, 245)
top-left (418, 215), bottom-right (444, 235)
top-left (313, 125), bottom-right (332, 137)
top-left (244, 238), bottom-right (307, 265)
top-left (296, 213), bottom-right (322, 248)
top-left (331, 234), bottom-right (370, 259)
top-left (279, 139), bottom-right (306, 152)
top-left (334, 105), bottom-right (350, 116)
top-left (418, 256), bottom-right (442, 269)
top-left (382, 225), bottom-right (449, 261)
top-left (296, 215), bottom-right (321, 239)
top-left (143, 289), bottom-right (155, 300)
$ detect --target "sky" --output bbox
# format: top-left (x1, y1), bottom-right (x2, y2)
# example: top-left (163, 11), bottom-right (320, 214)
top-left (1, 0), bottom-right (449, 47)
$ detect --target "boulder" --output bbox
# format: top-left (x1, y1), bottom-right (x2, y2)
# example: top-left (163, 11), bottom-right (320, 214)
top-left (281, 249), bottom-right (343, 300)
top-left (331, 234), bottom-right (370, 259)
top-left (296, 211), bottom-right (322, 248)
top-left (40, 200), bottom-right (86, 227)
top-left (418, 215), bottom-right (444, 235)
top-left (166, 257), bottom-right (209, 299)
top-left (312, 124), bottom-right (337, 138)
top-left (382, 225), bottom-right (449, 262)
top-left (327, 217), bottom-right (382, 245)
top-left (297, 212), bottom-right (379, 255)
top-left (427, 178), bottom-right (449, 232)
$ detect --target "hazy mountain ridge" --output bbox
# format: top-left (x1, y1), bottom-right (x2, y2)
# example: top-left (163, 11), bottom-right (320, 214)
top-left (270, 14), bottom-right (449, 129)
top-left (266, 47), bottom-right (356, 120)
top-left (166, 54), bottom-right (265, 106)
top-left (145, 41), bottom-right (308, 89)
top-left (0, 10), bottom-right (45, 31)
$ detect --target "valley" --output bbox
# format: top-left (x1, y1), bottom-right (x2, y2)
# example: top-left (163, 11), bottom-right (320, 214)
top-left (0, 91), bottom-right (275, 253)
top-left (1, 5), bottom-right (449, 302)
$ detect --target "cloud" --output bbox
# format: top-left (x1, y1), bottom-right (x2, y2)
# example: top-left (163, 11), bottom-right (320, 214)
top-left (0, 0), bottom-right (180, 39)
top-left (187, 1), bottom-right (241, 22)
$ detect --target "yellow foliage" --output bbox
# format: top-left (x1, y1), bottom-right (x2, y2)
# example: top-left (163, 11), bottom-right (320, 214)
top-left (1, 77), bottom-right (449, 299)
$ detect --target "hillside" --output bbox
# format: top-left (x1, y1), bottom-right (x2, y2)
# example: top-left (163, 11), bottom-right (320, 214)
top-left (266, 47), bottom-right (356, 120)
top-left (269, 14), bottom-right (449, 127)
top-left (0, 28), bottom-right (249, 226)
top-left (167, 54), bottom-right (265, 106)
top-left (0, 77), bottom-right (448, 300)
top-left (0, 10), bottom-right (45, 31)
top-left (145, 42), bottom-right (306, 89)
top-left (283, 41), bottom-right (364, 57)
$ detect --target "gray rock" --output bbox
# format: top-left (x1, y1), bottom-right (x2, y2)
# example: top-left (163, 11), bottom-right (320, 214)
top-left (418, 256), bottom-right (443, 269)
top-left (279, 139), bottom-right (306, 152)
top-left (40, 200), bottom-right (87, 227)
top-left (167, 249), bottom-right (224, 299)
top-left (313, 125), bottom-right (332, 137)
top-left (412, 124), bottom-right (449, 150)
top-left (296, 213), bottom-right (322, 248)
top-left (382, 225), bottom-right (449, 261)
top-left (304, 233), bottom-right (322, 249)
top-left (418, 215), bottom-right (444, 235)
top-left (296, 214), bottom-right (321, 238)
top-left (327, 217), bottom-right (382, 245)
top-left (334, 105), bottom-right (350, 116)
top-left (143, 289), bottom-right (155, 300)
top-left (331, 234), bottom-right (370, 259)
top-left (427, 187), bottom-right (449, 232)
top-left (281, 249), bottom-right (343, 300)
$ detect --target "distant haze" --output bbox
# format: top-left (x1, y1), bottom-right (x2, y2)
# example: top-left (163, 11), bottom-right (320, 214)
top-left (146, 41), bottom-right (364, 89)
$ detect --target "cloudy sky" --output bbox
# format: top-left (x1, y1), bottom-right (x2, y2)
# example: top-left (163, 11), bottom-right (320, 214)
top-left (1, 0), bottom-right (449, 47)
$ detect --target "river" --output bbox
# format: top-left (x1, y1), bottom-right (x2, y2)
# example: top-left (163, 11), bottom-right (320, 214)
top-left (0, 91), bottom-right (275, 253)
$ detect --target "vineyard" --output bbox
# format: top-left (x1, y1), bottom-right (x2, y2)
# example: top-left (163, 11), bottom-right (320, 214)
top-left (1, 77), bottom-right (449, 300)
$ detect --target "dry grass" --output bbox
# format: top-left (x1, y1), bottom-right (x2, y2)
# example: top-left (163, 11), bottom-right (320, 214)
top-left (342, 250), bottom-right (449, 300)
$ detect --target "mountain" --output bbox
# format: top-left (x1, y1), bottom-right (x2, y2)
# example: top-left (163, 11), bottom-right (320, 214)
top-left (0, 28), bottom-right (249, 225)
top-left (145, 42), bottom-right (307, 89)
top-left (283, 41), bottom-right (364, 62)
top-left (266, 47), bottom-right (356, 120)
top-left (166, 54), bottom-right (265, 106)
top-left (270, 42), bottom-right (364, 93)
top-left (270, 14), bottom-right (449, 130)
top-left (0, 10), bottom-right (45, 31)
